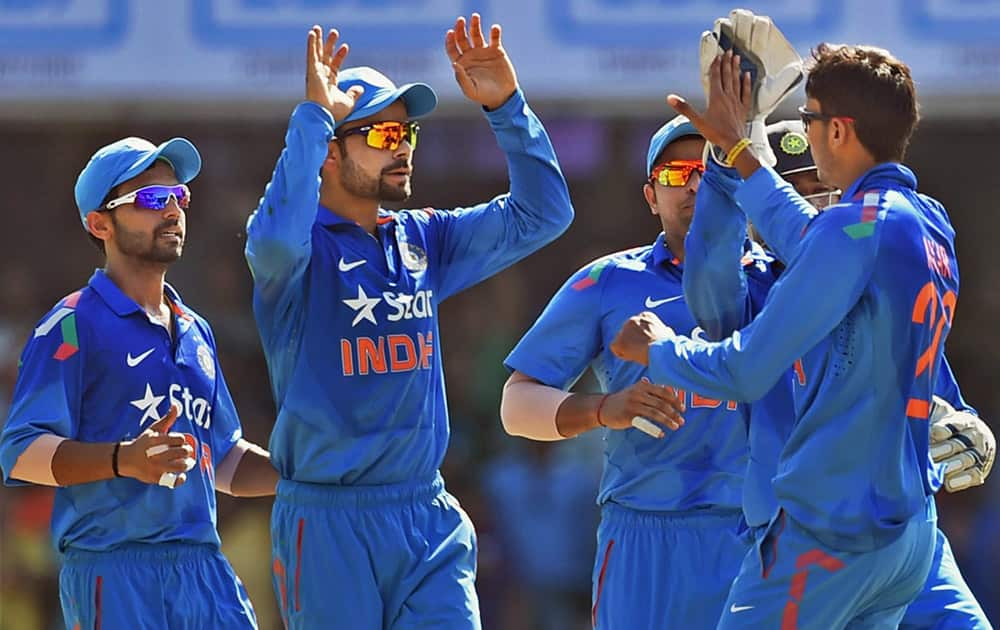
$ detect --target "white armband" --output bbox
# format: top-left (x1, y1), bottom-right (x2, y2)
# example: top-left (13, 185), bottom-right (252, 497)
top-left (214, 439), bottom-right (252, 495)
top-left (10, 434), bottom-right (67, 486)
top-left (500, 372), bottom-right (571, 441)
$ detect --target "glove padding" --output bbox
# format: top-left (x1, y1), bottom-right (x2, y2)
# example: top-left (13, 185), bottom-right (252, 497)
top-left (929, 395), bottom-right (996, 493)
top-left (699, 9), bottom-right (804, 120)
top-left (698, 10), bottom-right (802, 168)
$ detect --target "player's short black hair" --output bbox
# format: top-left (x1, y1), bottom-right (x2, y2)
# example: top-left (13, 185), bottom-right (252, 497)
top-left (806, 43), bottom-right (919, 163)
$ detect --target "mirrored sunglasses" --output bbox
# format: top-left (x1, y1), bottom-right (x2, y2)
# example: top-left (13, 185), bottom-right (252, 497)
top-left (105, 184), bottom-right (191, 211)
top-left (337, 121), bottom-right (420, 151)
top-left (650, 160), bottom-right (705, 187)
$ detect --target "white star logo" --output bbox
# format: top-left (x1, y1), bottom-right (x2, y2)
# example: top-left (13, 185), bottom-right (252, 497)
top-left (130, 383), bottom-right (165, 428)
top-left (343, 285), bottom-right (381, 327)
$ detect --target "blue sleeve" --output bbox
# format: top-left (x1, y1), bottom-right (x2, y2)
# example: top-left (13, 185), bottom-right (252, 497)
top-left (204, 326), bottom-right (243, 467)
top-left (683, 161), bottom-right (752, 340)
top-left (934, 354), bottom-right (977, 415)
top-left (425, 89), bottom-right (574, 301)
top-left (1, 309), bottom-right (86, 486)
top-left (648, 206), bottom-right (876, 401)
top-left (503, 261), bottom-right (605, 389)
top-left (735, 166), bottom-right (820, 264)
top-left (245, 102), bottom-right (335, 315)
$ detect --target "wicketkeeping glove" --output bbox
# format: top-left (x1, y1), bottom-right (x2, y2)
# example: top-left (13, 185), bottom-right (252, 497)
top-left (929, 395), bottom-right (996, 493)
top-left (699, 9), bottom-right (804, 167)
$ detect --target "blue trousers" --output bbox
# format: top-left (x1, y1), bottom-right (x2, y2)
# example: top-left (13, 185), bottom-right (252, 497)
top-left (591, 503), bottom-right (750, 629)
top-left (270, 473), bottom-right (479, 629)
top-left (60, 542), bottom-right (257, 630)
top-left (719, 507), bottom-right (936, 629)
top-left (900, 527), bottom-right (992, 629)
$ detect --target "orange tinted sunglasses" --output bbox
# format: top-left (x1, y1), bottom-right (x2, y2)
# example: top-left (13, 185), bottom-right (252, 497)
top-left (650, 159), bottom-right (705, 187)
top-left (337, 121), bottom-right (419, 151)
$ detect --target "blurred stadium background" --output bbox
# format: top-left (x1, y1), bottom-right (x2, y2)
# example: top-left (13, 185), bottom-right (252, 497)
top-left (2, 1), bottom-right (999, 628)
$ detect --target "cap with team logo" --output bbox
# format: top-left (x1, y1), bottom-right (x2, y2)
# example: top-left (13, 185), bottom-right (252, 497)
top-left (335, 66), bottom-right (438, 130)
top-left (767, 120), bottom-right (814, 176)
top-left (74, 137), bottom-right (202, 229)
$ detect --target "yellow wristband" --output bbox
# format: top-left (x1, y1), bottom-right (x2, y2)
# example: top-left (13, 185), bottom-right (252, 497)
top-left (723, 138), bottom-right (752, 167)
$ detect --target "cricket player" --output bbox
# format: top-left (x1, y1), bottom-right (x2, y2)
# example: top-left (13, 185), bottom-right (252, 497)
top-left (1, 136), bottom-right (278, 629)
top-left (612, 40), bottom-right (957, 626)
top-left (685, 118), bottom-right (994, 629)
top-left (245, 17), bottom-right (573, 628)
top-left (498, 114), bottom-right (763, 629)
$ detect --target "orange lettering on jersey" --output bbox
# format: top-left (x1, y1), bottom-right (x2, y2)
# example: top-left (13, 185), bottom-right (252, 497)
top-left (388, 334), bottom-right (418, 372)
top-left (341, 339), bottom-right (354, 376)
top-left (341, 333), bottom-right (435, 376)
top-left (358, 337), bottom-right (388, 375)
top-left (691, 393), bottom-right (722, 409)
top-left (690, 392), bottom-right (738, 410)
top-left (923, 236), bottom-right (952, 280)
top-left (793, 359), bottom-right (806, 386)
top-left (200, 442), bottom-right (213, 478)
top-left (418, 331), bottom-right (434, 369)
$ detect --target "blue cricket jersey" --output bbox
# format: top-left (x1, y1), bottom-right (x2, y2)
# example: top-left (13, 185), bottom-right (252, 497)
top-left (685, 162), bottom-right (969, 529)
top-left (0, 271), bottom-right (243, 553)
top-left (504, 235), bottom-right (749, 513)
top-left (651, 163), bottom-right (958, 551)
top-left (245, 90), bottom-right (573, 485)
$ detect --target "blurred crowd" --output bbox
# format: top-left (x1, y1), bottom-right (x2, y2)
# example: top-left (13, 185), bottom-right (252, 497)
top-left (1, 110), bottom-right (998, 629)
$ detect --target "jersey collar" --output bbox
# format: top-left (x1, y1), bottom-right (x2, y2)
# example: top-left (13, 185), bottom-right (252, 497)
top-left (316, 205), bottom-right (395, 230)
top-left (89, 269), bottom-right (190, 323)
top-left (841, 163), bottom-right (918, 202)
top-left (651, 232), bottom-right (683, 270)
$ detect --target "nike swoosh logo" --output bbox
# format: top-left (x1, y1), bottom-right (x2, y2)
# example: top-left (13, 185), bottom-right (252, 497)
top-left (730, 605), bottom-right (754, 613)
top-left (338, 257), bottom-right (367, 272)
top-left (126, 348), bottom-right (155, 367)
top-left (645, 295), bottom-right (683, 308)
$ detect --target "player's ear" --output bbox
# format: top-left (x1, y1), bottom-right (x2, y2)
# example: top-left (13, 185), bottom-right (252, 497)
top-left (643, 182), bottom-right (657, 215)
top-left (831, 118), bottom-right (850, 147)
top-left (86, 211), bottom-right (113, 244)
top-left (320, 140), bottom-right (341, 177)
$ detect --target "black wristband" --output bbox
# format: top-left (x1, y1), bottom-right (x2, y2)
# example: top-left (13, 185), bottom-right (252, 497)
top-left (111, 442), bottom-right (123, 478)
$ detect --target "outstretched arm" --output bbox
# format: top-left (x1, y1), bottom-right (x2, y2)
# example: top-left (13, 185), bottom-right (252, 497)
top-left (429, 14), bottom-right (574, 300)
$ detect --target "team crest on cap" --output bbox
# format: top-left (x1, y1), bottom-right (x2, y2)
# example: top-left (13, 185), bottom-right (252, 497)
top-left (780, 131), bottom-right (808, 156)
top-left (197, 344), bottom-right (215, 380)
top-left (400, 241), bottom-right (428, 272)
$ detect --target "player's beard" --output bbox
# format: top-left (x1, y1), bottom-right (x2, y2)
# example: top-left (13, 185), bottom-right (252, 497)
top-left (111, 214), bottom-right (183, 264)
top-left (339, 149), bottom-right (411, 203)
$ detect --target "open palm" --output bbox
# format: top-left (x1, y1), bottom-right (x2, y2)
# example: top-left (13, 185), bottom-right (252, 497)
top-left (305, 25), bottom-right (364, 121)
top-left (445, 14), bottom-right (518, 111)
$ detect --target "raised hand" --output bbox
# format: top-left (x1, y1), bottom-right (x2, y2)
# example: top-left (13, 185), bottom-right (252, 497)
top-left (118, 404), bottom-right (195, 488)
top-left (445, 14), bottom-right (517, 111)
top-left (305, 25), bottom-right (365, 121)
top-left (600, 378), bottom-right (686, 434)
top-left (668, 51), bottom-right (753, 155)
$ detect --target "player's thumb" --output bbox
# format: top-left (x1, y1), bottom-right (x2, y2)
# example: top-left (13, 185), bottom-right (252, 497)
top-left (667, 95), bottom-right (697, 121)
top-left (148, 404), bottom-right (180, 434)
top-left (346, 85), bottom-right (365, 106)
top-left (452, 62), bottom-right (475, 95)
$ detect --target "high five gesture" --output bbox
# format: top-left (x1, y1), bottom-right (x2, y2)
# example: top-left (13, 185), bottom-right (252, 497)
top-left (305, 25), bottom-right (365, 120)
top-left (445, 14), bottom-right (518, 111)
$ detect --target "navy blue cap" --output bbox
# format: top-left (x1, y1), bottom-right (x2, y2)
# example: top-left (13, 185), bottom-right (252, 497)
top-left (646, 115), bottom-right (701, 176)
top-left (74, 137), bottom-right (201, 228)
top-left (335, 66), bottom-right (437, 129)
top-left (767, 120), bottom-right (814, 176)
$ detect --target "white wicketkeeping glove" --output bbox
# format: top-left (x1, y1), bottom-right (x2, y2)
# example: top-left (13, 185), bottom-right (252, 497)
top-left (929, 395), bottom-right (996, 493)
top-left (699, 9), bottom-right (804, 167)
